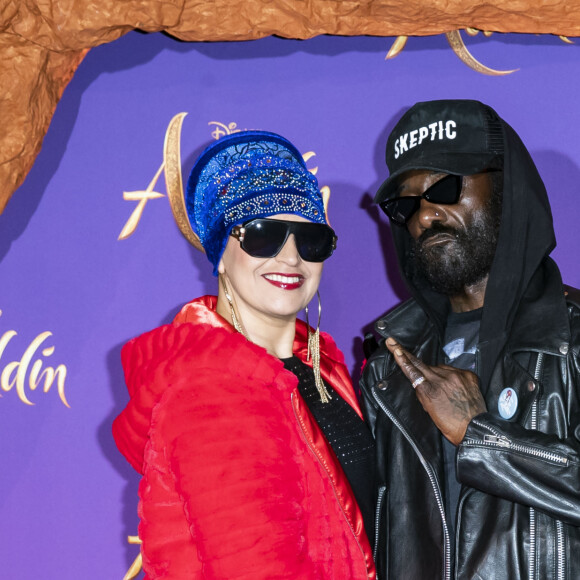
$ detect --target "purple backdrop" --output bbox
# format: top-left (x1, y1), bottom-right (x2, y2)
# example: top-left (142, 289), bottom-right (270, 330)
top-left (0, 31), bottom-right (579, 578)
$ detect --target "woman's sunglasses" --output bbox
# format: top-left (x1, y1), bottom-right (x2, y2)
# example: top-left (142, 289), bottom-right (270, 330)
top-left (230, 218), bottom-right (338, 262)
top-left (380, 174), bottom-right (463, 225)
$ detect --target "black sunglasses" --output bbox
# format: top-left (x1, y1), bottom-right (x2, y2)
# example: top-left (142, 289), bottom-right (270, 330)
top-left (380, 174), bottom-right (463, 225)
top-left (230, 218), bottom-right (337, 262)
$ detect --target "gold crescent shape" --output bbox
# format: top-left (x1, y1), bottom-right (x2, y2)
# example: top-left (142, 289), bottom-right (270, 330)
top-left (446, 30), bottom-right (518, 76)
top-left (164, 112), bottom-right (205, 252)
top-left (122, 553), bottom-right (142, 580)
top-left (123, 535), bottom-right (143, 580)
top-left (559, 36), bottom-right (574, 44)
top-left (386, 36), bottom-right (408, 60)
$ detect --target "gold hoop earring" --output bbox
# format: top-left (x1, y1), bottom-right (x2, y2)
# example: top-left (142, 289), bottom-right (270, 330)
top-left (305, 291), bottom-right (331, 403)
top-left (220, 274), bottom-right (248, 339)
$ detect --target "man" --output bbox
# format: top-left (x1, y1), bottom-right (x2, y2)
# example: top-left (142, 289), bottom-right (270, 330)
top-left (360, 99), bottom-right (580, 579)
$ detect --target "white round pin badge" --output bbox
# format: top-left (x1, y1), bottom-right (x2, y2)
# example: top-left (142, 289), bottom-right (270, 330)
top-left (498, 387), bottom-right (518, 419)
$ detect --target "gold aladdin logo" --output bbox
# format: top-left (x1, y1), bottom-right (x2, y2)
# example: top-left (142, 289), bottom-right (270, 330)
top-left (119, 121), bottom-right (331, 240)
top-left (0, 310), bottom-right (69, 407)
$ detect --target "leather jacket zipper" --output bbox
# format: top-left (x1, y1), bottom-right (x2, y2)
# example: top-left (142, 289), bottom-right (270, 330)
top-left (532, 350), bottom-right (566, 580)
top-left (532, 353), bottom-right (566, 580)
top-left (556, 520), bottom-right (565, 580)
top-left (374, 485), bottom-right (386, 563)
top-left (530, 353), bottom-right (542, 580)
top-left (471, 429), bottom-right (569, 465)
top-left (531, 353), bottom-right (543, 430)
top-left (529, 506), bottom-right (537, 580)
top-left (372, 388), bottom-right (451, 580)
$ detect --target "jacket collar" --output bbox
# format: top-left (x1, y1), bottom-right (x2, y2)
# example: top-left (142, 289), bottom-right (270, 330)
top-left (374, 297), bottom-right (438, 350)
top-left (175, 295), bottom-right (363, 417)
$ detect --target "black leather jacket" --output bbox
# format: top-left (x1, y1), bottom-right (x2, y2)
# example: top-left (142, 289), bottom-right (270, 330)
top-left (360, 268), bottom-right (580, 580)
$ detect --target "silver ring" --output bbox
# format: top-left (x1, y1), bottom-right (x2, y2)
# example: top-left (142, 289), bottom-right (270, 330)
top-left (412, 376), bottom-right (426, 389)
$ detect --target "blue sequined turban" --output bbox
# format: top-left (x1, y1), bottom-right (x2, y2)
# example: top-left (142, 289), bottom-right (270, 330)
top-left (186, 130), bottom-right (327, 274)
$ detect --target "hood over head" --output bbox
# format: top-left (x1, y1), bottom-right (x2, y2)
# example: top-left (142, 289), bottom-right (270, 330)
top-left (380, 100), bottom-right (556, 391)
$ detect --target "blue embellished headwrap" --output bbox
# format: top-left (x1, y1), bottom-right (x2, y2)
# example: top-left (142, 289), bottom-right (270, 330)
top-left (186, 130), bottom-right (327, 275)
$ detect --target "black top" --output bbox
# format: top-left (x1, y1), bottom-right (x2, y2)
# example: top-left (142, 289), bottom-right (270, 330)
top-left (281, 355), bottom-right (376, 545)
top-left (443, 308), bottom-right (482, 373)
top-left (442, 307), bottom-right (482, 539)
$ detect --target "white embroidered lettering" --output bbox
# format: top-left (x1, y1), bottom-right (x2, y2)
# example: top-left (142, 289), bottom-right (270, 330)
top-left (394, 119), bottom-right (458, 159)
top-left (429, 122), bottom-right (438, 140)
top-left (399, 134), bottom-right (409, 154)
top-left (445, 120), bottom-right (457, 139)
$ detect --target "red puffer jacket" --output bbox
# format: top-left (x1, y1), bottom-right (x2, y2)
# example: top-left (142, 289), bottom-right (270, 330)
top-left (113, 296), bottom-right (376, 579)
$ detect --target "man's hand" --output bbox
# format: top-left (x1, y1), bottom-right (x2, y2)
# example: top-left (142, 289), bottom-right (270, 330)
top-left (385, 337), bottom-right (487, 445)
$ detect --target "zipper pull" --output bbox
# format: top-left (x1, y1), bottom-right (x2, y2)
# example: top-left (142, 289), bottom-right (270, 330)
top-left (484, 434), bottom-right (511, 447)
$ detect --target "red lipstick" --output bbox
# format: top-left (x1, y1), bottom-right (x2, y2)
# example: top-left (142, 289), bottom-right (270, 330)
top-left (262, 273), bottom-right (305, 290)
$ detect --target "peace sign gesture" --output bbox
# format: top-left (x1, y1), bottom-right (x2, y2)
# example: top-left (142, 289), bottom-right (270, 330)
top-left (385, 337), bottom-right (487, 445)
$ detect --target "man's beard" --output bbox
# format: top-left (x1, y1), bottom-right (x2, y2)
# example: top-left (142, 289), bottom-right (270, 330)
top-left (408, 193), bottom-right (502, 296)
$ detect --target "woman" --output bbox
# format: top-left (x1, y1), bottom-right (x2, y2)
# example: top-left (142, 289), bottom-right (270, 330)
top-left (113, 124), bottom-right (376, 579)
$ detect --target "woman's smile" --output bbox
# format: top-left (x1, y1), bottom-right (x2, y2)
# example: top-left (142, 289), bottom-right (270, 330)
top-left (262, 272), bottom-right (305, 290)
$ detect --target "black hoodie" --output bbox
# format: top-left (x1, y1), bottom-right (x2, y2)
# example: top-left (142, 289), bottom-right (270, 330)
top-left (390, 118), bottom-right (556, 392)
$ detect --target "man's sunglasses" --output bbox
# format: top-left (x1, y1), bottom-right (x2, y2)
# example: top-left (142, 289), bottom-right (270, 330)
top-left (230, 218), bottom-right (337, 262)
top-left (380, 174), bottom-right (463, 225)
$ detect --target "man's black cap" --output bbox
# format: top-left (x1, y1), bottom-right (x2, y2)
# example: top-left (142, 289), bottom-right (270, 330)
top-left (375, 100), bottom-right (504, 204)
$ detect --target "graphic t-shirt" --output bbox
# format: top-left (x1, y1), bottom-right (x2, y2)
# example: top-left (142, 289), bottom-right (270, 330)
top-left (443, 308), bottom-right (482, 372)
top-left (442, 308), bottom-right (482, 539)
